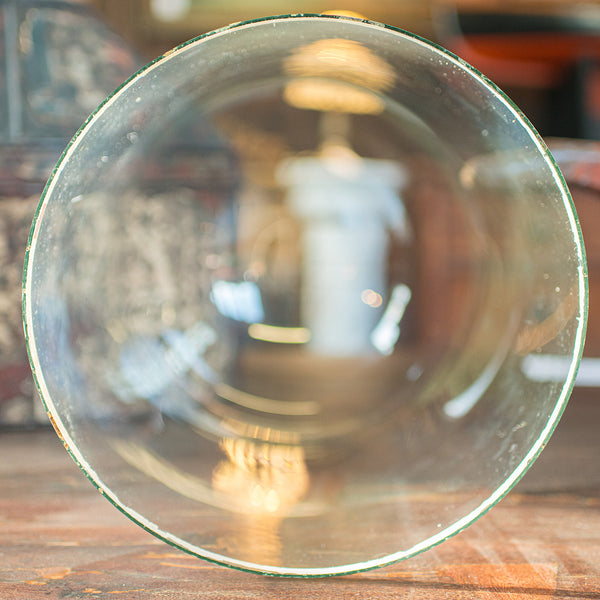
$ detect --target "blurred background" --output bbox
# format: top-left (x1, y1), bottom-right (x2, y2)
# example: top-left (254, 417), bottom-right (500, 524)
top-left (91, 0), bottom-right (600, 140)
top-left (2, 0), bottom-right (600, 428)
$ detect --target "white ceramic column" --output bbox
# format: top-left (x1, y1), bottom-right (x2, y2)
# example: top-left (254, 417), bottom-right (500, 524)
top-left (279, 155), bottom-right (408, 356)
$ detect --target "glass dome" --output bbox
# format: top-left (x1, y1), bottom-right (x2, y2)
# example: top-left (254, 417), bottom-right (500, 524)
top-left (23, 15), bottom-right (587, 576)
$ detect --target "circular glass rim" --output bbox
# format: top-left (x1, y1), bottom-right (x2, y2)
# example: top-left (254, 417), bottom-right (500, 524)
top-left (22, 13), bottom-right (589, 578)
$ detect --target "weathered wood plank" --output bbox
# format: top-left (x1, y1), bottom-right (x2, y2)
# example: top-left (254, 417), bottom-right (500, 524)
top-left (1, 393), bottom-right (599, 598)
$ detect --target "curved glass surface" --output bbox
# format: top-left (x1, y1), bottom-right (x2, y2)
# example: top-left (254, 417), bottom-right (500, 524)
top-left (23, 15), bottom-right (587, 576)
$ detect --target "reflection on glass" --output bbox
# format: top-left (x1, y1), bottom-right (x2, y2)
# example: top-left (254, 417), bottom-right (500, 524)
top-left (282, 37), bottom-right (395, 114)
top-left (24, 16), bottom-right (586, 577)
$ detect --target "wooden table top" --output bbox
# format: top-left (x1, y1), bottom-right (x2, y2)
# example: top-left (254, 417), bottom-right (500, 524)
top-left (1, 391), bottom-right (599, 599)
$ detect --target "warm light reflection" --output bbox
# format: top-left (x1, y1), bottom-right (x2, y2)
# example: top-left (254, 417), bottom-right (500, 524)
top-left (212, 438), bottom-right (309, 515)
top-left (284, 38), bottom-right (395, 90)
top-left (361, 288), bottom-right (383, 308)
top-left (283, 79), bottom-right (385, 114)
top-left (247, 323), bottom-right (311, 344)
top-left (211, 437), bottom-right (310, 565)
top-left (111, 437), bottom-right (309, 517)
top-left (322, 10), bottom-right (367, 19)
top-left (214, 382), bottom-right (320, 416)
top-left (283, 38), bottom-right (395, 114)
top-left (112, 435), bottom-right (311, 567)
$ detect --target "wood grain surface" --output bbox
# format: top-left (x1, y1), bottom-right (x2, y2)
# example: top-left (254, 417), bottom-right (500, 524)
top-left (1, 392), bottom-right (599, 599)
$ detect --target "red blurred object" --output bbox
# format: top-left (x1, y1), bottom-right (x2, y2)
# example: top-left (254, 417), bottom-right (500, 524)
top-left (439, 8), bottom-right (600, 139)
